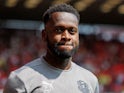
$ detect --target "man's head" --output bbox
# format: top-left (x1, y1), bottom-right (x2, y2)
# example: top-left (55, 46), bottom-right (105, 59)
top-left (42, 3), bottom-right (80, 25)
top-left (42, 4), bottom-right (80, 59)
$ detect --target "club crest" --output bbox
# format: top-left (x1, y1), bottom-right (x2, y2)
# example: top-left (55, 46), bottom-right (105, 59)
top-left (77, 80), bottom-right (91, 93)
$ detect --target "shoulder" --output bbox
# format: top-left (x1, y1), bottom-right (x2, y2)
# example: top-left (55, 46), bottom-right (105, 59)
top-left (72, 62), bottom-right (99, 92)
top-left (9, 58), bottom-right (42, 81)
top-left (4, 58), bottom-right (43, 93)
top-left (72, 62), bottom-right (98, 82)
top-left (16, 58), bottom-right (41, 72)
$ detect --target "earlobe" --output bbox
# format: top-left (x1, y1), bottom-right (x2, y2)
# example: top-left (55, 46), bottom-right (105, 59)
top-left (41, 29), bottom-right (47, 41)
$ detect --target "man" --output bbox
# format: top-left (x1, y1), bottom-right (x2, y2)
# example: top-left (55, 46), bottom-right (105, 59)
top-left (3, 4), bottom-right (99, 93)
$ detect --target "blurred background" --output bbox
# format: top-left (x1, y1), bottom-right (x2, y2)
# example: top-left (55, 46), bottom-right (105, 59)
top-left (0, 0), bottom-right (124, 93)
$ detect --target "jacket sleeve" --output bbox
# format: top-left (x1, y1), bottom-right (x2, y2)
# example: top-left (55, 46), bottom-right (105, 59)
top-left (3, 72), bottom-right (27, 93)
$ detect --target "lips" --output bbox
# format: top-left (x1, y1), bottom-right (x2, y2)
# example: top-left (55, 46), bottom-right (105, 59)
top-left (56, 43), bottom-right (73, 50)
top-left (57, 42), bottom-right (73, 46)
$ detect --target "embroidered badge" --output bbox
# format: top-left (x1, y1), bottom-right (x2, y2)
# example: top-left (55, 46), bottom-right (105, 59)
top-left (77, 80), bottom-right (91, 93)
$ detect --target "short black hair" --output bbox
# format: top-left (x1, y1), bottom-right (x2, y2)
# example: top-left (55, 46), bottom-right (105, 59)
top-left (42, 3), bottom-right (80, 24)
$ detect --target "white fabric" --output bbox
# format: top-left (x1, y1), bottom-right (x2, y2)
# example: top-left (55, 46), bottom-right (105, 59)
top-left (4, 57), bottom-right (99, 93)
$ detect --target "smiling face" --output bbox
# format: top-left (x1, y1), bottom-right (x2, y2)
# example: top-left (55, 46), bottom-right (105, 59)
top-left (43, 12), bottom-right (79, 59)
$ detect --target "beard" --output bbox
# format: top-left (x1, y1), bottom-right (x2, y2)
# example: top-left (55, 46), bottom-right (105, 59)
top-left (46, 38), bottom-right (79, 59)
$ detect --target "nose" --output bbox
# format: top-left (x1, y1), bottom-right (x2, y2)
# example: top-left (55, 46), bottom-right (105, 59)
top-left (61, 30), bottom-right (71, 41)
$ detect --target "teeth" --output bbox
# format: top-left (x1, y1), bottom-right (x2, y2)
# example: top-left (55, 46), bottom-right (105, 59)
top-left (57, 42), bottom-right (73, 46)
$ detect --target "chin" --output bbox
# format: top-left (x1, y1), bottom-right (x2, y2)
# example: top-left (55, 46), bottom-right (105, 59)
top-left (54, 49), bottom-right (75, 59)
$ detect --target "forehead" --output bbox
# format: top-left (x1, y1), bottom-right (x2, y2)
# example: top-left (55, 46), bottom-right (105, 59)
top-left (48, 12), bottom-right (79, 27)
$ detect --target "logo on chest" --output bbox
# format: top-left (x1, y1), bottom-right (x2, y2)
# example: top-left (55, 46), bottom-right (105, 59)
top-left (77, 80), bottom-right (91, 93)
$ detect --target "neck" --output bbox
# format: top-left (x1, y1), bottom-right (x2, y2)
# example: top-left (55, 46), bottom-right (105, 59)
top-left (43, 52), bottom-right (72, 70)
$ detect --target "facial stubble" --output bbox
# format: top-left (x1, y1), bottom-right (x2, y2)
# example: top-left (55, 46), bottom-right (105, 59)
top-left (46, 37), bottom-right (79, 59)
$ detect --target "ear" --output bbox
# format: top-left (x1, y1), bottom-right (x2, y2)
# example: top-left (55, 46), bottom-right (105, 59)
top-left (41, 29), bottom-right (47, 41)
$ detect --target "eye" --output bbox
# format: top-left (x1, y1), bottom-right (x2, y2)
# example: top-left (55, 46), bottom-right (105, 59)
top-left (55, 27), bottom-right (65, 33)
top-left (68, 28), bottom-right (77, 34)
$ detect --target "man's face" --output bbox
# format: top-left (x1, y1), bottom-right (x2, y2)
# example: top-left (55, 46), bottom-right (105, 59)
top-left (44, 12), bottom-right (79, 59)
